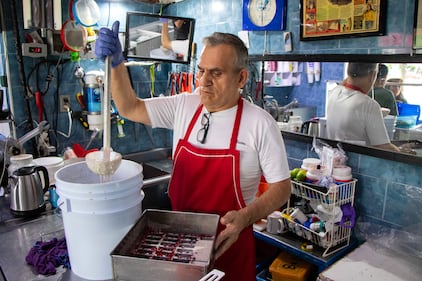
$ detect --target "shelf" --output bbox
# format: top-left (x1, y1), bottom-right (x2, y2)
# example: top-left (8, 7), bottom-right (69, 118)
top-left (254, 229), bottom-right (358, 273)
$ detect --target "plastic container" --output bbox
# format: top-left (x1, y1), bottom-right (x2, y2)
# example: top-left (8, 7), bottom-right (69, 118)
top-left (305, 169), bottom-right (323, 184)
top-left (84, 72), bottom-right (103, 113)
top-left (55, 160), bottom-right (144, 280)
top-left (396, 115), bottom-right (418, 128)
top-left (333, 166), bottom-right (352, 183)
top-left (301, 158), bottom-right (321, 170)
top-left (397, 103), bottom-right (420, 121)
top-left (269, 252), bottom-right (314, 281)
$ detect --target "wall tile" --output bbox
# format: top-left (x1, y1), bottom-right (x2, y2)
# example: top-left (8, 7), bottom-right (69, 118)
top-left (0, 0), bottom-right (420, 231)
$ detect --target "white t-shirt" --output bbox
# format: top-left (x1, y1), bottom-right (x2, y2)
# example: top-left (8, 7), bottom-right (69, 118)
top-left (145, 93), bottom-right (290, 205)
top-left (171, 40), bottom-right (189, 57)
top-left (326, 85), bottom-right (390, 146)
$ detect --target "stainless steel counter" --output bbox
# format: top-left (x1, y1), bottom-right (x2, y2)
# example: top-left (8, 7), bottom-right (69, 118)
top-left (0, 210), bottom-right (99, 281)
top-left (0, 151), bottom-right (173, 281)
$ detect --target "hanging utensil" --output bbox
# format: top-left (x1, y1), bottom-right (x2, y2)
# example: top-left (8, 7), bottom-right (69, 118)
top-left (85, 57), bottom-right (122, 182)
top-left (60, 20), bottom-right (87, 52)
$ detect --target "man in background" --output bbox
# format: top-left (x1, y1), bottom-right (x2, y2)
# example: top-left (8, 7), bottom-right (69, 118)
top-left (326, 62), bottom-right (399, 151)
top-left (368, 63), bottom-right (398, 116)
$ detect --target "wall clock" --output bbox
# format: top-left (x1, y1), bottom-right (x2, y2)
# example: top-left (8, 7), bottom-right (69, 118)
top-left (242, 0), bottom-right (287, 31)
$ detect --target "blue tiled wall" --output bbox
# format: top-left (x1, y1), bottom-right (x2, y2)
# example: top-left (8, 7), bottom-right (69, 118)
top-left (284, 138), bottom-right (422, 229)
top-left (0, 0), bottom-right (420, 228)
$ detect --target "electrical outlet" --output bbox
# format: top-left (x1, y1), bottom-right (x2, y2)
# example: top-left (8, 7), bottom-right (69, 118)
top-left (60, 95), bottom-right (71, 112)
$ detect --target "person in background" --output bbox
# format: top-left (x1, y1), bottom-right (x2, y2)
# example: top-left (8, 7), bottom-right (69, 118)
top-left (95, 21), bottom-right (291, 281)
top-left (386, 78), bottom-right (408, 103)
top-left (173, 19), bottom-right (190, 40)
top-left (161, 18), bottom-right (190, 59)
top-left (368, 63), bottom-right (398, 115)
top-left (326, 62), bottom-right (399, 151)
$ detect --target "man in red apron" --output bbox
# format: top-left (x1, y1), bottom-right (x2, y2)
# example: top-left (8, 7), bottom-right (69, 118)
top-left (168, 98), bottom-right (256, 280)
top-left (96, 23), bottom-right (292, 281)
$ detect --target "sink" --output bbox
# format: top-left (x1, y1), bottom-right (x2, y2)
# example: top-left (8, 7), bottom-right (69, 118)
top-left (123, 149), bottom-right (172, 210)
top-left (140, 164), bottom-right (172, 211)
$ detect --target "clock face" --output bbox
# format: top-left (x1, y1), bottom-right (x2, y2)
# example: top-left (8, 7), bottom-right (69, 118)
top-left (242, 0), bottom-right (286, 31)
top-left (248, 0), bottom-right (277, 27)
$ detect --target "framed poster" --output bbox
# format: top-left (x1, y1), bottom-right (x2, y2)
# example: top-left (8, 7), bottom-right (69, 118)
top-left (413, 0), bottom-right (422, 49)
top-left (300, 0), bottom-right (387, 41)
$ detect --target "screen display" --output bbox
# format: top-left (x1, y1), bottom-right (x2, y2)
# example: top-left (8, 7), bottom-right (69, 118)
top-left (124, 12), bottom-right (195, 64)
top-left (29, 46), bottom-right (43, 53)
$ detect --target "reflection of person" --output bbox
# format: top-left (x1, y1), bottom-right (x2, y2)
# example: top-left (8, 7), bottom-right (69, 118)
top-left (161, 19), bottom-right (189, 59)
top-left (368, 64), bottom-right (398, 115)
top-left (386, 78), bottom-right (408, 103)
top-left (96, 22), bottom-right (291, 281)
top-left (173, 19), bottom-right (190, 40)
top-left (326, 62), bottom-right (399, 151)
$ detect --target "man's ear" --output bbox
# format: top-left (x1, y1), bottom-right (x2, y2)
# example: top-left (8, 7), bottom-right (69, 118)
top-left (238, 68), bottom-right (249, 87)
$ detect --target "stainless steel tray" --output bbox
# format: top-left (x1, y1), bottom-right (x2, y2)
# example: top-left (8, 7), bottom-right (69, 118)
top-left (111, 209), bottom-right (219, 281)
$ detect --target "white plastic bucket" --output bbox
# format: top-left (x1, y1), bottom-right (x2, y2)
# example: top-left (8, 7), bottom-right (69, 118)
top-left (55, 160), bottom-right (144, 280)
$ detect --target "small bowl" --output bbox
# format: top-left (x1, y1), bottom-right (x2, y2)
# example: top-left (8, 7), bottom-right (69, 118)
top-left (85, 150), bottom-right (122, 176)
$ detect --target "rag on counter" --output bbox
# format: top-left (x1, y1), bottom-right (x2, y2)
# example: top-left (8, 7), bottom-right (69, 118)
top-left (25, 237), bottom-right (70, 275)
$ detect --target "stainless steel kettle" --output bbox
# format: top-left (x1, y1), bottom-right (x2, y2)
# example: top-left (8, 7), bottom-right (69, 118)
top-left (301, 119), bottom-right (320, 137)
top-left (9, 165), bottom-right (49, 216)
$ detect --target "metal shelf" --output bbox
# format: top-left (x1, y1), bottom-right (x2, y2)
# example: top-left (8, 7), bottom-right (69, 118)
top-left (254, 229), bottom-right (359, 273)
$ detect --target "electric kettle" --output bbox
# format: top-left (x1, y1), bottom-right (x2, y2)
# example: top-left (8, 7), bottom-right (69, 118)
top-left (301, 119), bottom-right (320, 137)
top-left (9, 165), bottom-right (49, 216)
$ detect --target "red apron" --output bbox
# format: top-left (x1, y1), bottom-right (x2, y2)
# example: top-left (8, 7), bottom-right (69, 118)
top-left (168, 98), bottom-right (256, 281)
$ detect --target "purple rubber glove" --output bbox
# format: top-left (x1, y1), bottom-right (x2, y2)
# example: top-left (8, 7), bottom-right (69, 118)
top-left (160, 18), bottom-right (169, 23)
top-left (95, 21), bottom-right (124, 68)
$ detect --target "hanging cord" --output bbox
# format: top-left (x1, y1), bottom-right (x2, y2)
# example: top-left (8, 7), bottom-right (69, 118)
top-left (56, 107), bottom-right (73, 138)
top-left (10, 0), bottom-right (37, 153)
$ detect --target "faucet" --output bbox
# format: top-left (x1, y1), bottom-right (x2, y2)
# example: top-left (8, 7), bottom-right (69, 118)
top-left (17, 121), bottom-right (49, 148)
top-left (278, 98), bottom-right (298, 122)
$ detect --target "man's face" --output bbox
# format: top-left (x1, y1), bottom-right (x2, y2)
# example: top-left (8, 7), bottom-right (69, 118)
top-left (197, 44), bottom-right (248, 112)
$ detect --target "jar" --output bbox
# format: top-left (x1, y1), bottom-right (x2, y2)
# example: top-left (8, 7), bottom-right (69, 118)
top-left (301, 158), bottom-right (321, 170)
top-left (305, 169), bottom-right (323, 184)
top-left (333, 166), bottom-right (352, 183)
top-left (84, 72), bottom-right (103, 114)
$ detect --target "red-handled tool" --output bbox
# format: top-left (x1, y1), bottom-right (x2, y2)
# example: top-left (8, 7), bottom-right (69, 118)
top-left (35, 91), bottom-right (43, 122)
top-left (76, 92), bottom-right (87, 111)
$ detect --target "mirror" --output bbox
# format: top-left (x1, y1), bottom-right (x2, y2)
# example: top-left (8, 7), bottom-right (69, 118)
top-left (124, 12), bottom-right (195, 64)
top-left (250, 57), bottom-right (422, 159)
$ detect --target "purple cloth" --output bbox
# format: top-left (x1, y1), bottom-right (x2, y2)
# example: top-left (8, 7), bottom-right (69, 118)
top-left (339, 203), bottom-right (356, 228)
top-left (25, 237), bottom-right (70, 275)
